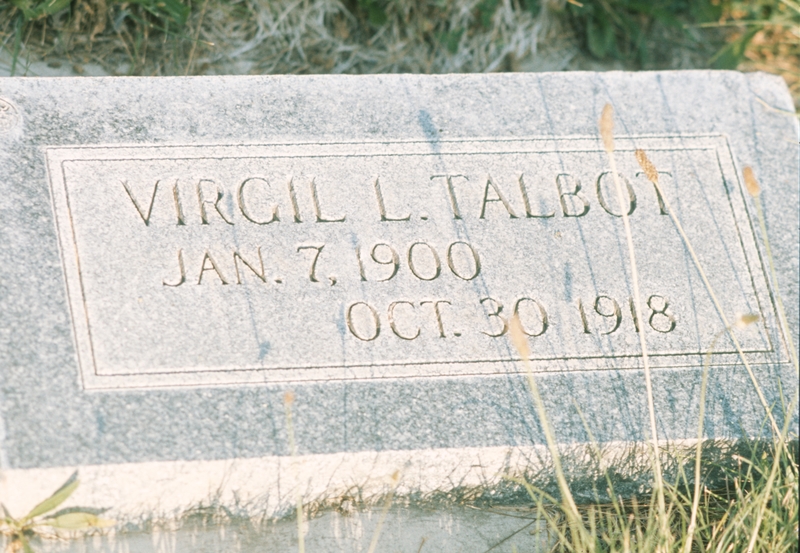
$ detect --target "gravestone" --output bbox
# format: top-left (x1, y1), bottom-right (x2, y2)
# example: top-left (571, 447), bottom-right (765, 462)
top-left (0, 72), bottom-right (797, 519)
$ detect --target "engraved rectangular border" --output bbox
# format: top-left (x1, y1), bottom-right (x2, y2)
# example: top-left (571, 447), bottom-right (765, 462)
top-left (45, 135), bottom-right (785, 390)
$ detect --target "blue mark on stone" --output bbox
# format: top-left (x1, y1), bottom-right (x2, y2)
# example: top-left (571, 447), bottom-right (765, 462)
top-left (335, 305), bottom-right (347, 337)
top-left (258, 341), bottom-right (271, 359)
top-left (564, 262), bottom-right (573, 303)
top-left (417, 110), bottom-right (441, 154)
top-left (417, 110), bottom-right (438, 140)
top-left (95, 411), bottom-right (106, 436)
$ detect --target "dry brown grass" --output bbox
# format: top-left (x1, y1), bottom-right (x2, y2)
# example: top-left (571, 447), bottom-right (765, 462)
top-left (1, 1), bottom-right (797, 110)
top-left (741, 24), bottom-right (800, 107)
top-left (0, 0), bottom-right (564, 76)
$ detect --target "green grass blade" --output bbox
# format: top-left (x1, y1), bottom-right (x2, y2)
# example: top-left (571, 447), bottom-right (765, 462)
top-left (44, 511), bottom-right (115, 530)
top-left (24, 470), bottom-right (79, 521)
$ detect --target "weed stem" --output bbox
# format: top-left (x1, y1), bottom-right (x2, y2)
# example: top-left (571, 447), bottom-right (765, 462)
top-left (602, 105), bottom-right (668, 548)
top-left (508, 315), bottom-right (585, 546)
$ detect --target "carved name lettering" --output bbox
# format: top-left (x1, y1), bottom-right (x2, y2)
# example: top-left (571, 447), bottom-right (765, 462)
top-left (120, 169), bottom-right (669, 228)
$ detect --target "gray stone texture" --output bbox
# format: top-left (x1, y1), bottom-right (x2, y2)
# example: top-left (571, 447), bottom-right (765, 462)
top-left (0, 72), bottom-right (797, 474)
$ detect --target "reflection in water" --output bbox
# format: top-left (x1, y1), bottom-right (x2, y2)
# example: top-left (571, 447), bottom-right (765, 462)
top-left (24, 505), bottom-right (550, 553)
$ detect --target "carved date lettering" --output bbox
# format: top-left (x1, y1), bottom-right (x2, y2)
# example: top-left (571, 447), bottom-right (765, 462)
top-left (357, 241), bottom-right (481, 282)
top-left (480, 297), bottom-right (549, 338)
top-left (346, 299), bottom-right (454, 340)
top-left (578, 294), bottom-right (677, 334)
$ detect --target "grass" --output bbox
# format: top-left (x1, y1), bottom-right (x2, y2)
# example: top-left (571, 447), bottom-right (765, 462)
top-left (1, 472), bottom-right (113, 553)
top-left (0, 0), bottom-right (798, 107)
top-left (504, 107), bottom-right (799, 553)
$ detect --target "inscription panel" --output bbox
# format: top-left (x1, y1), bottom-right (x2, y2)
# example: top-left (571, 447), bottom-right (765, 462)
top-left (46, 137), bottom-right (777, 389)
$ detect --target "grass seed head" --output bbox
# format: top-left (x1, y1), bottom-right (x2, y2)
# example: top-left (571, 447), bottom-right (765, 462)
top-left (743, 167), bottom-right (762, 197)
top-left (635, 149), bottom-right (658, 184)
top-left (284, 390), bottom-right (295, 406)
top-left (600, 104), bottom-right (615, 153)
top-left (735, 313), bottom-right (761, 328)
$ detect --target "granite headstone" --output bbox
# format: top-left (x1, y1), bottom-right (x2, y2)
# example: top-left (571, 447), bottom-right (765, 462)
top-left (0, 72), bottom-right (797, 518)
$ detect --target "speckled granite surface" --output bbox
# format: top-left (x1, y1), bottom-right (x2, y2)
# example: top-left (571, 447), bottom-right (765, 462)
top-left (0, 72), bottom-right (796, 517)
